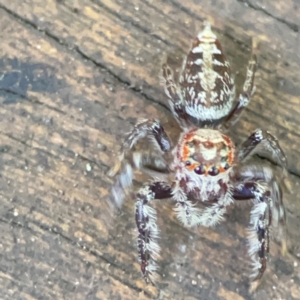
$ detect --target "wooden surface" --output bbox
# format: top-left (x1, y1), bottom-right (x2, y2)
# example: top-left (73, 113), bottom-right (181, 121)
top-left (0, 0), bottom-right (300, 299)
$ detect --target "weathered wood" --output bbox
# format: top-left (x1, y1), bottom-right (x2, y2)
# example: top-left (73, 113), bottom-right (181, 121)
top-left (0, 1), bottom-right (299, 299)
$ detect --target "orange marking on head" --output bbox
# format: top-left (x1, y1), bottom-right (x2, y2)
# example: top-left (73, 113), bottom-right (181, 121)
top-left (222, 134), bottom-right (232, 146)
top-left (182, 130), bottom-right (198, 162)
top-left (184, 129), bottom-right (197, 142)
top-left (182, 144), bottom-right (190, 161)
top-left (228, 151), bottom-right (234, 165)
top-left (219, 167), bottom-right (226, 173)
top-left (222, 134), bottom-right (235, 165)
top-left (186, 163), bottom-right (198, 171)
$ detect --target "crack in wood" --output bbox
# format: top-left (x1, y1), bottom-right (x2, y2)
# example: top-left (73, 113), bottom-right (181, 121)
top-left (0, 88), bottom-right (66, 115)
top-left (0, 3), bottom-right (170, 114)
top-left (236, 0), bottom-right (299, 32)
top-left (88, 0), bottom-right (176, 48)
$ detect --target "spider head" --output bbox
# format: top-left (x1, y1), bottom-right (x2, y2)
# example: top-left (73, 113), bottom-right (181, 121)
top-left (180, 129), bottom-right (235, 176)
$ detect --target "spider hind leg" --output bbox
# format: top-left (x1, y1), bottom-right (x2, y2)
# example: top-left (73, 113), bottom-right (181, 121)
top-left (223, 54), bottom-right (257, 128)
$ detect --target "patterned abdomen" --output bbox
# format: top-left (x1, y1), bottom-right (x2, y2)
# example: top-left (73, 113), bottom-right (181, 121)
top-left (179, 24), bottom-right (235, 126)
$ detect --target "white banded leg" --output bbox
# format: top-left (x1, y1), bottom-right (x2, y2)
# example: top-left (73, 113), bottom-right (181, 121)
top-left (122, 119), bottom-right (171, 153)
top-left (135, 181), bottom-right (172, 283)
top-left (233, 165), bottom-right (287, 293)
top-left (160, 64), bottom-right (189, 128)
top-left (248, 187), bottom-right (271, 280)
top-left (233, 175), bottom-right (277, 280)
top-left (237, 129), bottom-right (287, 172)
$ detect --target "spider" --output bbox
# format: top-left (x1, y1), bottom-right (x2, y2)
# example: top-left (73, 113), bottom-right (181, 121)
top-left (109, 23), bottom-right (287, 285)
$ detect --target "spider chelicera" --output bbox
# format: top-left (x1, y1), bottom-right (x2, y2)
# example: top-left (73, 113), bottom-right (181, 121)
top-left (109, 23), bottom-right (287, 285)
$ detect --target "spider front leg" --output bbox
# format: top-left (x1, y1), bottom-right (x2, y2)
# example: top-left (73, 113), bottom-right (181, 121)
top-left (233, 165), bottom-right (286, 283)
top-left (135, 181), bottom-right (172, 283)
top-left (237, 128), bottom-right (291, 200)
top-left (223, 54), bottom-right (257, 128)
top-left (233, 180), bottom-right (272, 280)
top-left (109, 119), bottom-right (171, 207)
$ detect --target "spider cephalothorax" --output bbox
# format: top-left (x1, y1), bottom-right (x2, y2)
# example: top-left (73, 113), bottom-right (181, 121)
top-left (110, 23), bottom-right (287, 286)
top-left (177, 129), bottom-right (235, 176)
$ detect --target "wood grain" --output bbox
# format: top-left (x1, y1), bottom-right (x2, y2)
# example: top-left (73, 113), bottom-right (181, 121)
top-left (0, 1), bottom-right (299, 299)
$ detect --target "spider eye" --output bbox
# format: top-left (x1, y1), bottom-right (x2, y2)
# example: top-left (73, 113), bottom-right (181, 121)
top-left (208, 166), bottom-right (220, 176)
top-left (185, 161), bottom-right (191, 166)
top-left (221, 156), bottom-right (228, 162)
top-left (224, 163), bottom-right (230, 170)
top-left (194, 165), bottom-right (206, 175)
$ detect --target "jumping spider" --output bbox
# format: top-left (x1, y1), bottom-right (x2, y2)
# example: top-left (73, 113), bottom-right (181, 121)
top-left (110, 24), bottom-right (287, 284)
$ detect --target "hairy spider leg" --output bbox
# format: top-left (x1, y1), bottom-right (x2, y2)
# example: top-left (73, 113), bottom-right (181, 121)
top-left (233, 165), bottom-right (285, 280)
top-left (160, 64), bottom-right (188, 129)
top-left (122, 119), bottom-right (171, 153)
top-left (223, 54), bottom-right (257, 128)
top-left (236, 129), bottom-right (288, 266)
top-left (135, 181), bottom-right (172, 283)
top-left (237, 129), bottom-right (287, 170)
top-left (233, 181), bottom-right (271, 279)
top-left (109, 119), bottom-right (171, 208)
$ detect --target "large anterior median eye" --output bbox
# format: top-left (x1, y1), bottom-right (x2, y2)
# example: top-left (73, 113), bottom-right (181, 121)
top-left (194, 165), bottom-right (206, 175)
top-left (208, 166), bottom-right (220, 176)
